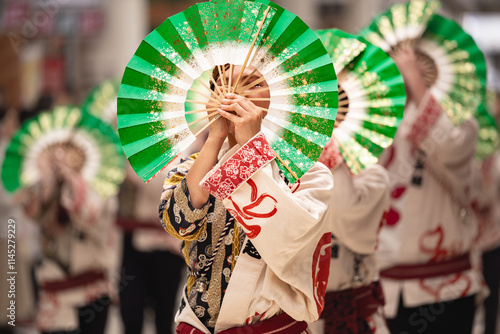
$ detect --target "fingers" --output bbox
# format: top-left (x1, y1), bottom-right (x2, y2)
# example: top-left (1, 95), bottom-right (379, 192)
top-left (217, 108), bottom-right (239, 123)
top-left (220, 93), bottom-right (262, 117)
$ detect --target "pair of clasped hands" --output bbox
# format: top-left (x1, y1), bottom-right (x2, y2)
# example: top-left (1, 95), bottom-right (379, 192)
top-left (207, 65), bottom-right (270, 147)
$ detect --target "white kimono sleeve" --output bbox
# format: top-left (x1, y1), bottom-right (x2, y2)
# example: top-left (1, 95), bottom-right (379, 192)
top-left (401, 93), bottom-right (478, 186)
top-left (330, 163), bottom-right (390, 255)
top-left (200, 132), bottom-right (334, 321)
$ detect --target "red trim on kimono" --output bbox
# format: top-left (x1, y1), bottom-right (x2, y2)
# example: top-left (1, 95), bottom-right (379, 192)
top-left (201, 132), bottom-right (276, 201)
top-left (379, 253), bottom-right (471, 280)
top-left (407, 94), bottom-right (442, 146)
top-left (320, 282), bottom-right (384, 334)
top-left (176, 313), bottom-right (307, 334)
top-left (41, 270), bottom-right (106, 292)
top-left (318, 138), bottom-right (343, 170)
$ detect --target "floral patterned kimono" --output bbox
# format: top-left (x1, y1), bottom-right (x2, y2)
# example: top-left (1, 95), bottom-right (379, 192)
top-left (159, 133), bottom-right (334, 334)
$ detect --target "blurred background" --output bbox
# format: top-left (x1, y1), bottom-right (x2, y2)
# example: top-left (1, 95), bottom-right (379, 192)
top-left (0, 0), bottom-right (499, 334)
top-left (0, 0), bottom-right (498, 117)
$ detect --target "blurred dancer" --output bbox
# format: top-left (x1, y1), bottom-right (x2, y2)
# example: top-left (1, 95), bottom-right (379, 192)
top-left (376, 47), bottom-right (484, 334)
top-left (17, 141), bottom-right (119, 334)
top-left (117, 163), bottom-right (184, 334)
top-left (312, 139), bottom-right (390, 334)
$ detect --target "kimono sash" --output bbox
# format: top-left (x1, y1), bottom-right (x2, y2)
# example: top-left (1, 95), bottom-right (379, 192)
top-left (176, 313), bottom-right (307, 334)
top-left (320, 282), bottom-right (384, 334)
top-left (380, 253), bottom-right (471, 280)
top-left (41, 270), bottom-right (106, 292)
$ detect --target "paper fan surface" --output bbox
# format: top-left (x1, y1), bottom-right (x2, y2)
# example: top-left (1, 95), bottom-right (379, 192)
top-left (360, 0), bottom-right (440, 52)
top-left (475, 103), bottom-right (499, 160)
top-left (315, 29), bottom-right (367, 73)
top-left (82, 79), bottom-right (120, 125)
top-left (1, 106), bottom-right (125, 198)
top-left (316, 29), bottom-right (406, 174)
top-left (360, 2), bottom-right (487, 125)
top-left (415, 14), bottom-right (487, 124)
top-left (117, 0), bottom-right (338, 183)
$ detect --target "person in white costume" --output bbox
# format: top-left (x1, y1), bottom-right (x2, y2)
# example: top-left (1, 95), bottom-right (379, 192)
top-left (376, 47), bottom-right (484, 334)
top-left (18, 143), bottom-right (120, 334)
top-left (308, 138), bottom-right (390, 334)
top-left (158, 65), bottom-right (334, 334)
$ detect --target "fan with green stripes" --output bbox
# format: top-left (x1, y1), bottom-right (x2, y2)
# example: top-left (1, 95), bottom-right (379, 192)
top-left (82, 79), bottom-right (120, 126)
top-left (117, 0), bottom-right (338, 183)
top-left (475, 103), bottom-right (499, 160)
top-left (360, 1), bottom-right (487, 125)
top-left (1, 106), bottom-right (125, 198)
top-left (316, 29), bottom-right (406, 174)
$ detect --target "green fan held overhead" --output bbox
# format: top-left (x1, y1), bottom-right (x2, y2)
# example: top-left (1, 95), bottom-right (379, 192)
top-left (1, 106), bottom-right (125, 198)
top-left (117, 0), bottom-right (338, 183)
top-left (475, 103), bottom-right (499, 160)
top-left (82, 79), bottom-right (121, 126)
top-left (315, 29), bottom-right (406, 174)
top-left (359, 0), bottom-right (487, 125)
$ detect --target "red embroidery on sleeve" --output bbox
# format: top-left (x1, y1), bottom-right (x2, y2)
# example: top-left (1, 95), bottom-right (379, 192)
top-left (201, 133), bottom-right (275, 201)
top-left (407, 95), bottom-right (442, 146)
top-left (318, 138), bottom-right (343, 170)
top-left (312, 232), bottom-right (332, 315)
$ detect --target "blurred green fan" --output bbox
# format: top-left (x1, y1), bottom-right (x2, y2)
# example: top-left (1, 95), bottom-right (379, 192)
top-left (82, 79), bottom-right (120, 125)
top-left (475, 103), bottom-right (499, 160)
top-left (117, 0), bottom-right (338, 183)
top-left (361, 0), bottom-right (440, 51)
top-left (83, 79), bottom-right (203, 128)
top-left (1, 106), bottom-right (125, 198)
top-left (316, 28), bottom-right (406, 174)
top-left (360, 1), bottom-right (487, 125)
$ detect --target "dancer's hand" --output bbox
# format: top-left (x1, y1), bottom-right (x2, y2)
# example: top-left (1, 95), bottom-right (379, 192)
top-left (218, 93), bottom-right (263, 146)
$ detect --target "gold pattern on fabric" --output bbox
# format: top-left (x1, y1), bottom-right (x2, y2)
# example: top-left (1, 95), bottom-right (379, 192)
top-left (206, 200), bottom-right (229, 328)
top-left (163, 174), bottom-right (186, 188)
top-left (173, 181), bottom-right (210, 224)
top-left (187, 274), bottom-right (196, 296)
top-left (162, 207), bottom-right (207, 241)
top-left (231, 224), bottom-right (242, 271)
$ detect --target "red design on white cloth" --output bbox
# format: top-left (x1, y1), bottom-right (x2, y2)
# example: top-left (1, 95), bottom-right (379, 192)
top-left (407, 95), bottom-right (442, 146)
top-left (419, 226), bottom-right (463, 263)
top-left (312, 232), bottom-right (332, 315)
top-left (318, 138), bottom-right (343, 170)
top-left (201, 133), bottom-right (275, 201)
top-left (418, 225), bottom-right (471, 299)
top-left (227, 179), bottom-right (278, 239)
top-left (289, 179), bottom-right (301, 194)
top-left (37, 291), bottom-right (60, 330)
top-left (385, 186), bottom-right (406, 226)
top-left (420, 272), bottom-right (472, 301)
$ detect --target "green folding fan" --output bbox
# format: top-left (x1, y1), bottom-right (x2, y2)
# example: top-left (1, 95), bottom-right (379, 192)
top-left (117, 0), bottom-right (338, 183)
top-left (82, 79), bottom-right (121, 125)
top-left (361, 0), bottom-right (440, 52)
top-left (316, 29), bottom-right (406, 174)
top-left (1, 106), bottom-right (125, 198)
top-left (475, 103), bottom-right (499, 160)
top-left (360, 1), bottom-right (487, 125)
